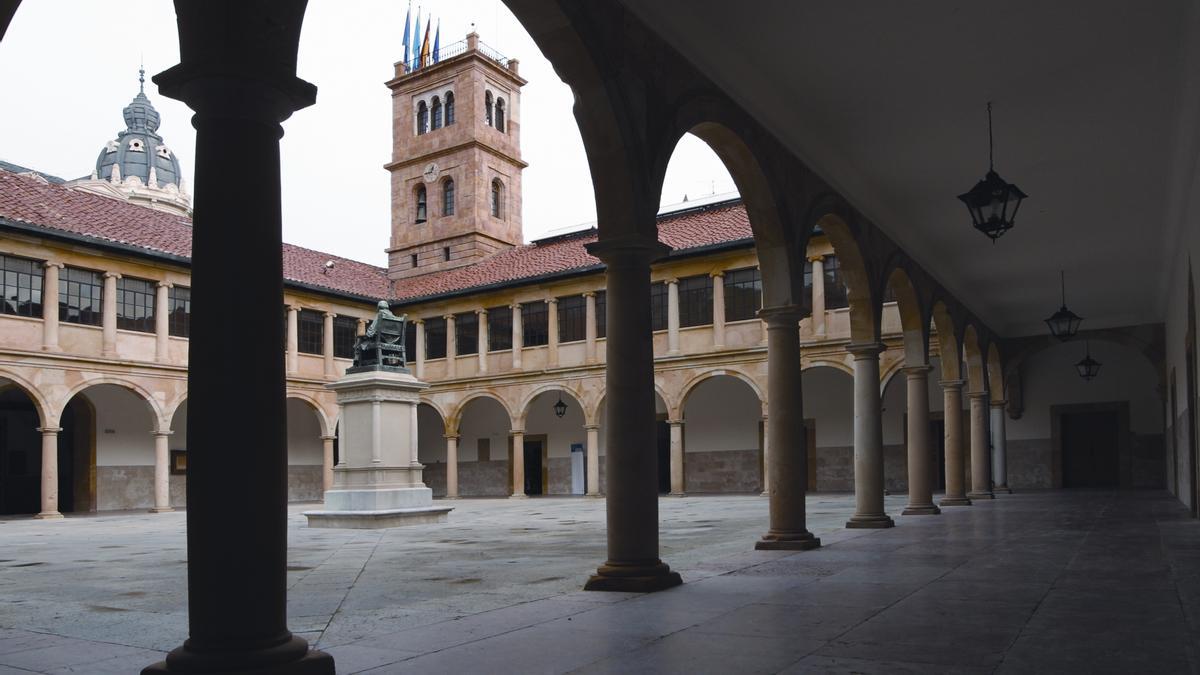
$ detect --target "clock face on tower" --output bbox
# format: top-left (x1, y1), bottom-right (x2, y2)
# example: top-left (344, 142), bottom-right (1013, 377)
top-left (423, 162), bottom-right (440, 183)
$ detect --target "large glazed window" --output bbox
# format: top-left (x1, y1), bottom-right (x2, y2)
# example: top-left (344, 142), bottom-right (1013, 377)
top-left (445, 92), bottom-right (456, 125)
top-left (297, 309), bottom-right (324, 355)
top-left (487, 306), bottom-right (511, 351)
top-left (425, 316), bottom-right (447, 359)
top-left (557, 295), bottom-right (586, 343)
top-left (168, 285), bottom-right (190, 337)
top-left (416, 100), bottom-right (429, 135)
top-left (455, 311), bottom-right (478, 355)
top-left (431, 96), bottom-right (443, 130)
top-left (333, 315), bottom-right (357, 359)
top-left (724, 267), bottom-right (762, 322)
top-left (490, 179), bottom-right (503, 218)
top-left (0, 253), bottom-right (42, 318)
top-left (484, 91), bottom-right (493, 127)
top-left (495, 97), bottom-right (506, 132)
top-left (59, 267), bottom-right (102, 327)
top-left (824, 255), bottom-right (849, 310)
top-left (116, 276), bottom-right (156, 333)
top-left (678, 275), bottom-right (713, 328)
top-left (442, 178), bottom-right (455, 216)
top-left (522, 302), bottom-right (548, 347)
top-left (649, 282), bottom-right (668, 332)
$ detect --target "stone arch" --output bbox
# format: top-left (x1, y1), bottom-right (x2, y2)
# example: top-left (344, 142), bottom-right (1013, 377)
top-left (677, 368), bottom-right (765, 418)
top-left (56, 377), bottom-right (163, 430)
top-left (802, 359), bottom-right (855, 378)
top-left (449, 391), bottom-right (515, 433)
top-left (931, 300), bottom-right (961, 382)
top-left (0, 369), bottom-right (50, 427)
top-left (592, 386), bottom-right (671, 423)
top-left (987, 343), bottom-right (1005, 402)
top-left (516, 384), bottom-right (587, 429)
top-left (884, 264), bottom-right (929, 366)
top-left (963, 324), bottom-right (986, 394)
top-left (417, 397), bottom-right (452, 434)
top-left (879, 358), bottom-right (907, 395)
top-left (813, 211), bottom-right (878, 345)
top-left (286, 391), bottom-right (331, 436)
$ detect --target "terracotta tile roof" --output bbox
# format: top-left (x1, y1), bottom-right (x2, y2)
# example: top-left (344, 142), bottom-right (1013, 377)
top-left (0, 168), bottom-right (391, 300)
top-left (392, 200), bottom-right (752, 302)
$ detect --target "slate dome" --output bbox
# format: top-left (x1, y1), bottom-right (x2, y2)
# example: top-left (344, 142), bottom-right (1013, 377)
top-left (94, 68), bottom-right (182, 189)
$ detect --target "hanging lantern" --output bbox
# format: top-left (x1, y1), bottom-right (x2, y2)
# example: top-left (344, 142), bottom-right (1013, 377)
top-left (553, 393), bottom-right (567, 418)
top-left (1044, 270), bottom-right (1083, 340)
top-left (1075, 342), bottom-right (1102, 381)
top-left (958, 102), bottom-right (1028, 242)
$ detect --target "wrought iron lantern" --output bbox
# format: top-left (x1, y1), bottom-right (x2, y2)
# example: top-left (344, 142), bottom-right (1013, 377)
top-left (1044, 271), bottom-right (1083, 341)
top-left (1075, 342), bottom-right (1102, 381)
top-left (553, 393), bottom-right (567, 418)
top-left (958, 102), bottom-right (1027, 241)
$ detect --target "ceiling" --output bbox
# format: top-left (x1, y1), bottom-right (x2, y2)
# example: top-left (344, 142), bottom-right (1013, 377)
top-left (622, 0), bottom-right (1195, 336)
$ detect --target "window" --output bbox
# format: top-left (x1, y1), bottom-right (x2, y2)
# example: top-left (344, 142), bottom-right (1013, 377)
top-left (522, 302), bottom-right (548, 347)
top-left (490, 179), bottom-right (503, 218)
top-left (415, 185), bottom-right (427, 223)
top-left (557, 295), bottom-right (586, 343)
top-left (487, 306), bottom-right (511, 351)
top-left (443, 247), bottom-right (450, 262)
top-left (425, 316), bottom-right (446, 359)
top-left (595, 290), bottom-right (606, 338)
top-left (724, 268), bottom-right (762, 322)
top-left (824, 255), bottom-right (849, 310)
top-left (168, 285), bottom-right (190, 337)
top-left (410, 253), bottom-right (418, 269)
top-left (485, 91), bottom-right (493, 126)
top-left (649, 282), bottom-right (667, 331)
top-left (333, 315), bottom-right (358, 359)
top-left (445, 91), bottom-right (455, 125)
top-left (416, 100), bottom-right (429, 135)
top-left (404, 319), bottom-right (417, 361)
top-left (0, 254), bottom-right (42, 318)
top-left (495, 97), bottom-right (506, 132)
top-left (116, 276), bottom-right (155, 333)
top-left (882, 282), bottom-right (898, 304)
top-left (678, 275), bottom-right (713, 327)
top-left (431, 96), bottom-right (443, 130)
top-left (801, 259), bottom-right (814, 318)
top-left (455, 311), bottom-right (478, 355)
top-left (442, 178), bottom-right (455, 216)
top-left (297, 309), bottom-right (324, 355)
top-left (59, 267), bottom-right (102, 326)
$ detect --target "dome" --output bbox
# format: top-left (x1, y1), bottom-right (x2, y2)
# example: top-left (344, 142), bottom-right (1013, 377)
top-left (94, 68), bottom-right (183, 189)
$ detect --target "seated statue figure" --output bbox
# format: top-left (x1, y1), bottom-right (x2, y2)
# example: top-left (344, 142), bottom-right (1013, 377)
top-left (350, 300), bottom-right (409, 373)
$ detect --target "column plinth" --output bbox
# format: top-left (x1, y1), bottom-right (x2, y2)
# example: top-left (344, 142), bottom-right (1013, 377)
top-left (845, 342), bottom-right (894, 529)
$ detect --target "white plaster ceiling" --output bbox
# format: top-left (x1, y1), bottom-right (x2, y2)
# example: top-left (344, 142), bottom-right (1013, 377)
top-left (622, 1), bottom-right (1194, 336)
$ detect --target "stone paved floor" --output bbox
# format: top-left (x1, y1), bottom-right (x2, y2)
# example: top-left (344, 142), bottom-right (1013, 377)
top-left (0, 490), bottom-right (1197, 673)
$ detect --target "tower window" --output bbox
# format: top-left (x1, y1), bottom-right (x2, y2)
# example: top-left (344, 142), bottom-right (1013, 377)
top-left (443, 247), bottom-right (450, 262)
top-left (128, 139), bottom-right (145, 152)
top-left (415, 185), bottom-right (427, 223)
top-left (416, 100), bottom-right (429, 135)
top-left (431, 96), bottom-right (443, 130)
top-left (443, 178), bottom-right (455, 216)
top-left (445, 92), bottom-right (455, 125)
top-left (485, 91), bottom-right (493, 127)
top-left (410, 254), bottom-right (418, 268)
top-left (490, 179), bottom-right (503, 219)
top-left (495, 97), bottom-right (506, 133)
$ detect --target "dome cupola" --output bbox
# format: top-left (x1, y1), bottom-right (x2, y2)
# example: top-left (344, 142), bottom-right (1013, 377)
top-left (93, 68), bottom-right (183, 191)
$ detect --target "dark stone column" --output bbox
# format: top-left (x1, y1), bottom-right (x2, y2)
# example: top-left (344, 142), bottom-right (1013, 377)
top-left (583, 235), bottom-right (681, 593)
top-left (144, 2), bottom-right (332, 672)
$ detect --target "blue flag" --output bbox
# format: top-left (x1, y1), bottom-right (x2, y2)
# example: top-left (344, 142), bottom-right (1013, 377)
top-left (402, 3), bottom-right (411, 64)
top-left (433, 20), bottom-right (440, 63)
top-left (412, 12), bottom-right (422, 69)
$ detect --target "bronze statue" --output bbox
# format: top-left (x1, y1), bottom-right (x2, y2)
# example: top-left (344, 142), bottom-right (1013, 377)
top-left (349, 300), bottom-right (409, 373)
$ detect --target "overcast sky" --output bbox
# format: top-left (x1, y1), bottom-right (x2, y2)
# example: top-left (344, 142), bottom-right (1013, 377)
top-left (0, 1), bottom-right (737, 267)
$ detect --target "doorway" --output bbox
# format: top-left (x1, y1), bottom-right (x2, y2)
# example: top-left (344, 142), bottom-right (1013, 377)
top-left (0, 388), bottom-right (40, 515)
top-left (523, 437), bottom-right (545, 496)
top-left (1061, 410), bottom-right (1120, 488)
top-left (656, 419), bottom-right (670, 494)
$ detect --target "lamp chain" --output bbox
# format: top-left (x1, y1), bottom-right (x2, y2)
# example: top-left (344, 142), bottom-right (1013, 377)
top-left (987, 101), bottom-right (994, 171)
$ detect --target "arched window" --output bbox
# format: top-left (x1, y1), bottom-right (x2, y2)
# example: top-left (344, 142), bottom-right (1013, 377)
top-left (431, 96), bottom-right (442, 130)
top-left (495, 97), bottom-right (506, 132)
top-left (490, 179), bottom-right (503, 219)
top-left (415, 185), bottom-right (427, 223)
top-left (445, 92), bottom-right (455, 125)
top-left (416, 101), bottom-right (428, 135)
top-left (485, 91), bottom-right (493, 127)
top-left (443, 178), bottom-right (455, 216)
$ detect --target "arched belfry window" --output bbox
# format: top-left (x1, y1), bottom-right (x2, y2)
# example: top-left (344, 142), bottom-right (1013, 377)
top-left (445, 92), bottom-right (456, 125)
top-left (485, 91), bottom-right (493, 127)
top-left (431, 96), bottom-right (442, 130)
top-left (415, 185), bottom-right (428, 223)
top-left (495, 98), bottom-right (506, 132)
top-left (443, 178), bottom-right (455, 216)
top-left (416, 101), bottom-right (429, 135)
top-left (490, 179), bottom-right (503, 219)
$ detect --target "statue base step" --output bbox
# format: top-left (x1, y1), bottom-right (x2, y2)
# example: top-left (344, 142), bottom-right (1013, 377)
top-left (303, 506), bottom-right (452, 529)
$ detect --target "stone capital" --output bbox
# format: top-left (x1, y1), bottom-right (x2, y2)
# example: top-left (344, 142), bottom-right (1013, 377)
top-left (36, 427), bottom-right (62, 434)
top-left (583, 424), bottom-right (600, 431)
top-left (442, 314), bottom-right (455, 321)
top-left (966, 391), bottom-right (989, 400)
top-left (939, 379), bottom-right (965, 390)
top-left (508, 428), bottom-right (525, 436)
top-left (157, 280), bottom-right (173, 289)
top-left (43, 261), bottom-right (64, 270)
top-left (509, 302), bottom-right (521, 310)
top-left (757, 304), bottom-right (802, 325)
top-left (413, 318), bottom-right (425, 326)
top-left (320, 435), bottom-right (337, 442)
top-left (476, 308), bottom-right (488, 316)
top-left (902, 365), bottom-right (934, 376)
top-left (667, 419), bottom-right (684, 427)
top-left (286, 304), bottom-right (299, 313)
top-left (325, 311), bottom-right (337, 319)
top-left (807, 254), bottom-right (825, 263)
top-left (989, 399), bottom-right (1008, 408)
top-left (710, 270), bottom-right (725, 279)
top-left (443, 434), bottom-right (460, 441)
top-left (155, 61), bottom-right (317, 125)
top-left (151, 430), bottom-right (174, 438)
top-left (846, 342), bottom-right (886, 358)
top-left (582, 291), bottom-right (595, 298)
top-left (545, 298), bottom-right (557, 306)
top-left (664, 277), bottom-right (679, 286)
top-left (104, 271), bottom-right (122, 280)
top-left (584, 235), bottom-right (670, 267)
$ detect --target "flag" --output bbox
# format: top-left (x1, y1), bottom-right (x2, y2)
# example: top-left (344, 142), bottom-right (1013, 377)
top-left (433, 20), bottom-right (440, 63)
top-left (412, 12), bottom-right (422, 69)
top-left (420, 18), bottom-right (431, 68)
top-left (402, 2), bottom-right (411, 65)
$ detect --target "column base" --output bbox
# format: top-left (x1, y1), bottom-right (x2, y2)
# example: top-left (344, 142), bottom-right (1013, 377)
top-left (509, 493), bottom-right (529, 500)
top-left (993, 486), bottom-right (1013, 494)
top-left (34, 511), bottom-right (63, 520)
top-left (967, 491), bottom-right (995, 500)
top-left (901, 504), bottom-right (941, 516)
top-left (668, 491), bottom-right (687, 498)
top-left (149, 507), bottom-right (175, 514)
top-left (759, 490), bottom-right (769, 497)
top-left (585, 493), bottom-right (603, 499)
top-left (755, 531), bottom-right (821, 551)
top-left (41, 344), bottom-right (63, 353)
top-left (939, 496), bottom-right (972, 507)
top-left (845, 514), bottom-right (894, 529)
top-left (584, 560), bottom-right (682, 593)
top-left (143, 637), bottom-right (334, 675)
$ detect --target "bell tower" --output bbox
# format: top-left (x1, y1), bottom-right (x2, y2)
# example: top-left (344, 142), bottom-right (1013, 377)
top-left (385, 31), bottom-right (527, 280)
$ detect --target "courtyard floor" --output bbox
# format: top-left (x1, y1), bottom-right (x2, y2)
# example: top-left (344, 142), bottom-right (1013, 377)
top-left (0, 490), bottom-right (1197, 673)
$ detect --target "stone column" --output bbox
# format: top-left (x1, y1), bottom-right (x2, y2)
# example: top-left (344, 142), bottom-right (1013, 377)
top-left (583, 236), bottom-right (681, 591)
top-left (445, 434), bottom-right (459, 499)
top-left (584, 292), bottom-right (597, 363)
top-left (991, 401), bottom-right (1011, 493)
top-left (322, 312), bottom-right (335, 378)
top-left (901, 366), bottom-right (939, 515)
top-left (666, 278), bottom-right (680, 355)
top-left (147, 42), bottom-right (332, 672)
top-left (511, 303), bottom-right (522, 369)
top-left (756, 305), bottom-right (820, 549)
top-left (320, 434), bottom-right (335, 494)
top-left (809, 256), bottom-right (826, 336)
top-left (939, 380), bottom-right (971, 506)
top-left (760, 414), bottom-right (770, 497)
top-left (585, 423), bottom-right (600, 497)
top-left (414, 318), bottom-right (425, 379)
top-left (967, 392), bottom-right (994, 500)
top-left (846, 343), bottom-right (894, 528)
top-left (42, 262), bottom-right (62, 352)
top-left (155, 282), bottom-right (171, 363)
top-left (102, 271), bottom-right (120, 357)
top-left (285, 305), bottom-right (299, 375)
top-left (476, 308), bottom-right (488, 373)
top-left (356, 318), bottom-right (366, 336)
top-left (444, 314), bottom-right (457, 378)
top-left (34, 426), bottom-right (62, 520)
top-left (152, 430), bottom-right (174, 513)
top-left (668, 420), bottom-right (685, 496)
top-left (510, 429), bottom-right (527, 498)
top-left (547, 298), bottom-right (559, 368)
top-left (711, 271), bottom-right (726, 348)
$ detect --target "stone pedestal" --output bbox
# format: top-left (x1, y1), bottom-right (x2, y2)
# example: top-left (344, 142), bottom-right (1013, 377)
top-left (304, 369), bottom-right (451, 529)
